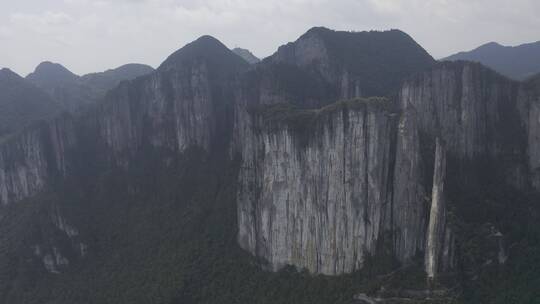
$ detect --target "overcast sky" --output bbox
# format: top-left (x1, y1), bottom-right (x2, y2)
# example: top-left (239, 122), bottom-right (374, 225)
top-left (1, 0), bottom-right (539, 76)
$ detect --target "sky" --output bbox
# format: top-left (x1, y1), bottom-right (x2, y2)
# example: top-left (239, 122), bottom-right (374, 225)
top-left (0, 0), bottom-right (539, 76)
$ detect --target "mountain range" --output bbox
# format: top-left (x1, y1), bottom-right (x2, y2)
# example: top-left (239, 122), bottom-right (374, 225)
top-left (1, 27), bottom-right (540, 304)
top-left (443, 41), bottom-right (540, 80)
top-left (26, 61), bottom-right (154, 112)
top-left (0, 62), bottom-right (154, 139)
top-left (0, 68), bottom-right (61, 139)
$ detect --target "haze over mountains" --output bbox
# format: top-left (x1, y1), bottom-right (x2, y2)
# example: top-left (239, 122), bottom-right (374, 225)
top-left (443, 40), bottom-right (540, 80)
top-left (26, 61), bottom-right (154, 112)
top-left (0, 62), bottom-right (154, 139)
top-left (0, 68), bottom-right (61, 138)
top-left (1, 26), bottom-right (540, 304)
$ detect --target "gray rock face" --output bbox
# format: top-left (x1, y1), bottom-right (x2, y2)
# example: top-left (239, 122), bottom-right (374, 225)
top-left (237, 100), bottom-right (396, 274)
top-left (425, 138), bottom-right (450, 279)
top-left (2, 33), bottom-right (539, 284)
top-left (391, 110), bottom-right (426, 262)
top-left (235, 61), bottom-right (530, 277)
top-left (0, 116), bottom-right (74, 206)
top-left (97, 65), bottom-right (215, 158)
top-left (400, 62), bottom-right (522, 159)
top-left (518, 75), bottom-right (540, 190)
top-left (0, 35), bottom-right (246, 280)
top-left (0, 35), bottom-right (246, 206)
top-left (0, 65), bottom-right (219, 205)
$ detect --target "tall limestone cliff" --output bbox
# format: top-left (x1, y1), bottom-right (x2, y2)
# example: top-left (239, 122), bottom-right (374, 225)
top-left (425, 138), bottom-right (453, 279)
top-left (0, 35), bottom-right (248, 280)
top-left (1, 28), bottom-right (539, 302)
top-left (237, 99), bottom-right (397, 274)
top-left (0, 115), bottom-right (75, 206)
top-left (518, 73), bottom-right (540, 190)
top-left (400, 61), bottom-right (523, 161)
top-left (236, 60), bottom-right (530, 278)
top-left (0, 35), bottom-right (247, 207)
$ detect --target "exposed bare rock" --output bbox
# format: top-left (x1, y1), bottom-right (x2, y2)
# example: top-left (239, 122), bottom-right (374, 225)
top-left (0, 35), bottom-right (248, 206)
top-left (0, 115), bottom-right (75, 206)
top-left (517, 74), bottom-right (540, 190)
top-left (391, 109), bottom-right (426, 262)
top-left (236, 99), bottom-right (396, 274)
top-left (425, 138), bottom-right (449, 279)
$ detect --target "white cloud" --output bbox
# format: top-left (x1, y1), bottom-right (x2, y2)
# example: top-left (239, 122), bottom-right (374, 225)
top-left (0, 0), bottom-right (539, 75)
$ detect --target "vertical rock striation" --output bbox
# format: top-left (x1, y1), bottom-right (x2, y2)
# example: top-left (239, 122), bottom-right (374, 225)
top-left (237, 100), bottom-right (396, 274)
top-left (399, 62), bottom-right (523, 160)
top-left (518, 74), bottom-right (540, 190)
top-left (1, 32), bottom-right (537, 282)
top-left (391, 109), bottom-right (426, 263)
top-left (236, 61), bottom-right (526, 276)
top-left (425, 138), bottom-right (449, 279)
top-left (0, 35), bottom-right (247, 206)
top-left (0, 115), bottom-right (75, 206)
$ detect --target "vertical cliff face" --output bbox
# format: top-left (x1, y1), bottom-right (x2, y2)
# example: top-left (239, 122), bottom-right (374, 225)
top-left (518, 75), bottom-right (540, 190)
top-left (237, 99), bottom-right (396, 275)
top-left (400, 62), bottom-right (523, 160)
top-left (97, 65), bottom-right (214, 157)
top-left (425, 138), bottom-right (450, 279)
top-left (397, 62), bottom-right (525, 278)
top-left (2, 31), bottom-right (537, 293)
top-left (236, 61), bottom-right (527, 277)
top-left (0, 115), bottom-right (75, 206)
top-left (0, 35), bottom-right (247, 207)
top-left (391, 110), bottom-right (427, 262)
top-left (98, 35), bottom-right (247, 159)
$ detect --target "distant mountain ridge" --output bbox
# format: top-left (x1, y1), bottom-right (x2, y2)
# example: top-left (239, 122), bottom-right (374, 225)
top-left (0, 68), bottom-right (61, 138)
top-left (0, 62), bottom-right (153, 139)
top-left (442, 40), bottom-right (540, 80)
top-left (26, 62), bottom-right (154, 112)
top-left (3, 27), bottom-right (540, 304)
top-left (232, 48), bottom-right (260, 64)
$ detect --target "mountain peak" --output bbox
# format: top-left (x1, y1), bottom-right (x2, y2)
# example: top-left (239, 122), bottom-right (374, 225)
top-left (478, 41), bottom-right (504, 50)
top-left (442, 40), bottom-right (540, 80)
top-left (26, 61), bottom-right (79, 87)
top-left (0, 68), bottom-right (22, 81)
top-left (303, 26), bottom-right (332, 36)
top-left (272, 27), bottom-right (435, 97)
top-left (158, 35), bottom-right (249, 73)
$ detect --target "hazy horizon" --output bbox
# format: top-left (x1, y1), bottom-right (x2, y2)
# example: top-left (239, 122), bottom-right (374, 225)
top-left (1, 0), bottom-right (539, 76)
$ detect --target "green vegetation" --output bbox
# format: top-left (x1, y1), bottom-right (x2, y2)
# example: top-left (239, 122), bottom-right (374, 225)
top-left (248, 97), bottom-right (394, 147)
top-left (0, 147), bottom-right (412, 304)
top-left (301, 27), bottom-right (436, 96)
top-left (254, 97), bottom-right (393, 121)
top-left (444, 158), bottom-right (540, 304)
